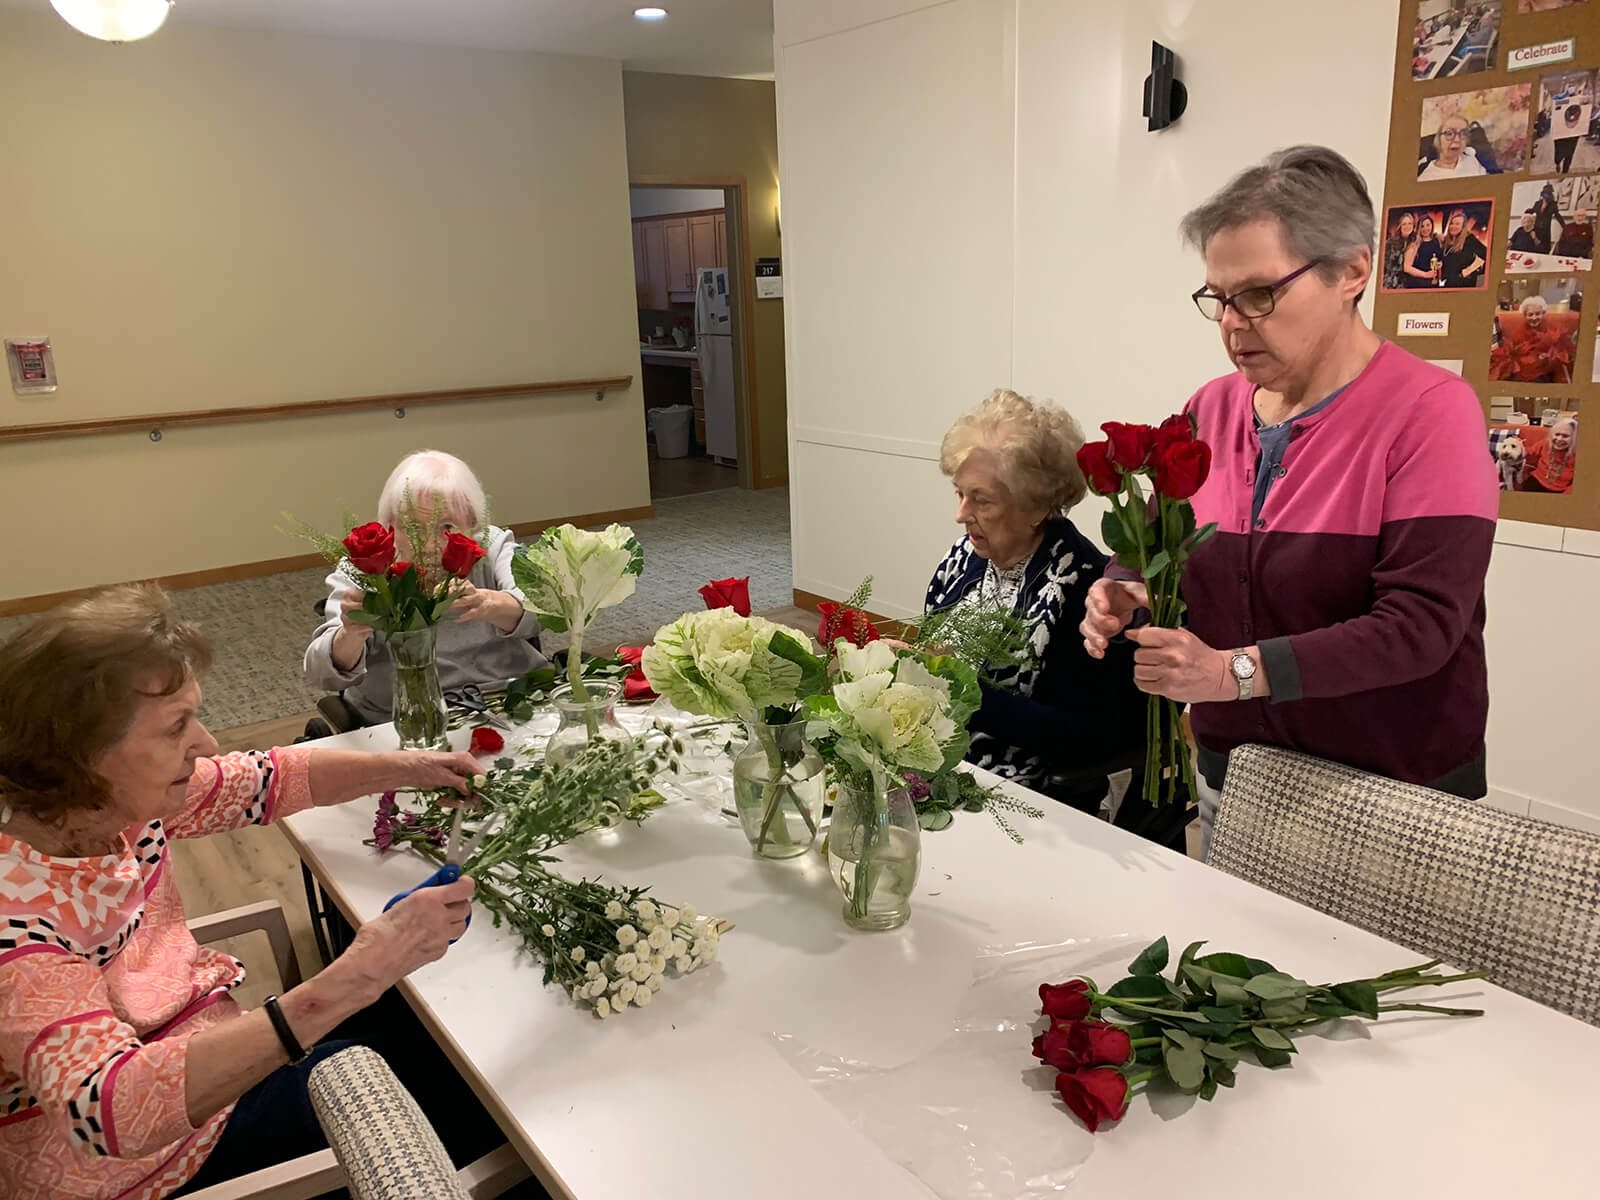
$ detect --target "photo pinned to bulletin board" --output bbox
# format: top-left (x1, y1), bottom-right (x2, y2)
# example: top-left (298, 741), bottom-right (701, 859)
top-left (1505, 176), bottom-right (1598, 270)
top-left (1413, 2), bottom-right (1504, 81)
top-left (1380, 0), bottom-right (1600, 529)
top-left (1488, 395), bottom-right (1580, 494)
top-left (1381, 199), bottom-right (1496, 289)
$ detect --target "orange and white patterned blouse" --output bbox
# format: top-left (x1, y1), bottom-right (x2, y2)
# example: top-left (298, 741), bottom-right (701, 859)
top-left (0, 747), bottom-right (314, 1200)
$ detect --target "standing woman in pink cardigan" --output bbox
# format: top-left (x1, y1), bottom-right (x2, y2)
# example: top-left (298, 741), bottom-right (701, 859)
top-left (1081, 145), bottom-right (1498, 856)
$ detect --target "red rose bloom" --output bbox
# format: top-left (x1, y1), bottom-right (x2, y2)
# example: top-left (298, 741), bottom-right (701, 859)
top-left (1153, 413), bottom-right (1195, 454)
top-left (469, 726), bottom-right (504, 756)
top-left (1032, 1020), bottom-right (1132, 1070)
top-left (1056, 1067), bottom-right (1131, 1132)
top-left (440, 531), bottom-right (487, 579)
top-left (1101, 422), bottom-right (1157, 470)
top-left (1152, 439), bottom-right (1212, 500)
top-left (343, 522), bottom-right (397, 575)
top-left (1075, 441), bottom-right (1121, 497)
top-left (616, 646), bottom-right (658, 703)
top-left (818, 601), bottom-right (880, 649)
top-left (387, 560), bottom-right (414, 579)
top-left (1039, 980), bottom-right (1093, 1021)
top-left (699, 577), bottom-right (752, 617)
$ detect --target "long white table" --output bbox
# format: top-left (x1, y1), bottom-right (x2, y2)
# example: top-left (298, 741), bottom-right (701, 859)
top-left (283, 713), bottom-right (1600, 1199)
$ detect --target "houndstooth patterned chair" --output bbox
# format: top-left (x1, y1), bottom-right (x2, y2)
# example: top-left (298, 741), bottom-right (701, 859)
top-left (1210, 744), bottom-right (1600, 1026)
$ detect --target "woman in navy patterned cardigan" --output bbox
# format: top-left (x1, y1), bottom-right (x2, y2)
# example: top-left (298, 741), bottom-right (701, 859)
top-left (928, 391), bottom-right (1183, 846)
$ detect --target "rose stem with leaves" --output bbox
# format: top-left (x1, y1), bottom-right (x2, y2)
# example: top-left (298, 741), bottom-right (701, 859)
top-left (751, 721), bottom-right (816, 852)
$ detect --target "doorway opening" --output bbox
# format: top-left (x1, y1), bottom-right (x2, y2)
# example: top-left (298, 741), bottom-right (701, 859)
top-left (629, 179), bottom-right (759, 499)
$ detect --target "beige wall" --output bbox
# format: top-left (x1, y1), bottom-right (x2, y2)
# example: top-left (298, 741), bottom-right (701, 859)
top-left (621, 71), bottom-right (787, 487)
top-left (0, 13), bottom-right (647, 603)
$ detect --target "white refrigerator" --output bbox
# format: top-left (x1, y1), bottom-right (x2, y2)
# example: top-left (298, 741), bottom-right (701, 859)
top-left (695, 267), bottom-right (738, 464)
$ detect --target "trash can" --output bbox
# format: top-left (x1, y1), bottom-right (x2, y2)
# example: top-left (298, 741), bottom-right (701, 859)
top-left (648, 404), bottom-right (694, 459)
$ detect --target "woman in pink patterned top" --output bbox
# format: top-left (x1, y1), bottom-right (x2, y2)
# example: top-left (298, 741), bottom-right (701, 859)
top-left (0, 584), bottom-right (484, 1199)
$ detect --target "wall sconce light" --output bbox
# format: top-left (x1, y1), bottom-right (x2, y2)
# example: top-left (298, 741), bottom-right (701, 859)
top-left (52, 0), bottom-right (174, 43)
top-left (1143, 41), bottom-right (1188, 132)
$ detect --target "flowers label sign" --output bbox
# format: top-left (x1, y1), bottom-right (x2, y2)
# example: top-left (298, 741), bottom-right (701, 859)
top-left (1077, 415), bottom-right (1217, 806)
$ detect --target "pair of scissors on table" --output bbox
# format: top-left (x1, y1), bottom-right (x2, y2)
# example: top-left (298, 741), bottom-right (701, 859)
top-left (382, 802), bottom-right (501, 941)
top-left (444, 683), bottom-right (513, 729)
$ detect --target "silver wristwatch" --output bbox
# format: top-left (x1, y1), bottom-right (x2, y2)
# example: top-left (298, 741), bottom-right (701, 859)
top-left (1229, 651), bottom-right (1257, 701)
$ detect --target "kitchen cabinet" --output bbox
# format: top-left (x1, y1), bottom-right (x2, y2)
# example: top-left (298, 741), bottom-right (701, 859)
top-left (663, 219), bottom-right (694, 296)
top-left (632, 211), bottom-right (728, 307)
top-left (637, 220), bottom-right (669, 310)
top-left (689, 214), bottom-right (720, 279)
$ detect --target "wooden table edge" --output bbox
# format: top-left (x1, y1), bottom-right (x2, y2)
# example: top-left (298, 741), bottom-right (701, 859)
top-left (276, 822), bottom-right (579, 1200)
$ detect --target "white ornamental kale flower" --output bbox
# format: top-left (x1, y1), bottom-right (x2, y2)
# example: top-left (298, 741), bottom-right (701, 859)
top-left (540, 924), bottom-right (556, 938)
top-left (615, 952), bottom-right (638, 974)
top-left (647, 926), bottom-right (670, 950)
top-left (633, 985), bottom-right (653, 1007)
top-left (570, 947), bottom-right (585, 963)
top-left (616, 924), bottom-right (639, 948)
top-left (595, 997), bottom-right (611, 1018)
top-left (605, 900), bottom-right (624, 920)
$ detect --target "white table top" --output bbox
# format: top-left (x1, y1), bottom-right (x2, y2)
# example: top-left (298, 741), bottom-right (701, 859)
top-left (283, 712), bottom-right (1600, 1199)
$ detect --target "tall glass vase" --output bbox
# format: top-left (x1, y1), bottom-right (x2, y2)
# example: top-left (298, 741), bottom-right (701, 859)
top-left (827, 770), bottom-right (922, 931)
top-left (546, 682), bottom-right (632, 770)
top-left (389, 626), bottom-right (449, 751)
top-left (732, 718), bottom-right (825, 859)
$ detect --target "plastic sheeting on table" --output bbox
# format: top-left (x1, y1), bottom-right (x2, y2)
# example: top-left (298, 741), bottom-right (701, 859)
top-left (773, 936), bottom-right (1148, 1199)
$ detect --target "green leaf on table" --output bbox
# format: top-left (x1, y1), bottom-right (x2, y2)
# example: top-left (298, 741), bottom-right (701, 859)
top-left (1134, 1043), bottom-right (1164, 1066)
top-left (1140, 550), bottom-right (1172, 582)
top-left (1211, 1062), bottom-right (1237, 1089)
top-left (1244, 972), bottom-right (1310, 1002)
top-left (1201, 1042), bottom-right (1241, 1068)
top-left (1128, 936), bottom-right (1170, 977)
top-left (1197, 952), bottom-right (1277, 979)
top-left (1252, 1045), bottom-right (1294, 1069)
top-left (1199, 1005), bottom-right (1244, 1031)
top-left (1107, 975), bottom-right (1186, 1006)
top-left (1259, 996), bottom-right (1308, 1021)
top-left (1251, 1027), bottom-right (1296, 1052)
top-left (1212, 980), bottom-right (1253, 1008)
top-left (918, 808), bottom-right (954, 831)
top-left (1306, 998), bottom-right (1356, 1020)
top-left (1179, 940), bottom-right (1207, 969)
top-left (1163, 1026), bottom-right (1202, 1051)
top-left (1163, 1034), bottom-right (1207, 1092)
top-left (1331, 981), bottom-right (1381, 1020)
top-left (1198, 1077), bottom-right (1219, 1103)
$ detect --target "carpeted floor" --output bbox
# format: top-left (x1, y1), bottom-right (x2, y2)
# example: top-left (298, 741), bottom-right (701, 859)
top-left (0, 487), bottom-right (792, 730)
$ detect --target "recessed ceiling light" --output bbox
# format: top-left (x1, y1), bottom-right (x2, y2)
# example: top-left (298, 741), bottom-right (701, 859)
top-left (634, 7), bottom-right (669, 19)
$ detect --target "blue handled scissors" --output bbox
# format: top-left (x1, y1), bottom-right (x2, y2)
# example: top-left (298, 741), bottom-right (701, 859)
top-left (382, 803), bottom-right (500, 942)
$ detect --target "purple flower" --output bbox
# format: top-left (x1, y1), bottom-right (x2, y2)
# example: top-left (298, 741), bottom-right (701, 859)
top-left (373, 814), bottom-right (395, 852)
top-left (424, 826), bottom-right (445, 847)
top-left (905, 773), bottom-right (931, 802)
top-left (377, 790), bottom-right (398, 816)
top-left (398, 812), bottom-right (417, 828)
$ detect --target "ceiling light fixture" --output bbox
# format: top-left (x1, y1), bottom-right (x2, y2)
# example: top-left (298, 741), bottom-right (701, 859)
top-left (634, 7), bottom-right (669, 20)
top-left (51, 0), bottom-right (174, 42)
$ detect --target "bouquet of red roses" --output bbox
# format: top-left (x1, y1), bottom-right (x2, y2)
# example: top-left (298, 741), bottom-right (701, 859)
top-left (1076, 416), bottom-right (1216, 807)
top-left (335, 519), bottom-right (486, 635)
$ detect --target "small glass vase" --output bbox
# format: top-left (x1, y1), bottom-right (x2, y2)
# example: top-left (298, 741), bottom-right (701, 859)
top-left (546, 681), bottom-right (632, 769)
top-left (388, 626), bottom-right (449, 751)
top-left (732, 718), bottom-right (826, 859)
top-left (827, 770), bottom-right (922, 931)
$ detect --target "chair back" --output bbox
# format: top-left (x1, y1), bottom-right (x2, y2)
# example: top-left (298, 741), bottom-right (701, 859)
top-left (1211, 744), bottom-right (1600, 1026)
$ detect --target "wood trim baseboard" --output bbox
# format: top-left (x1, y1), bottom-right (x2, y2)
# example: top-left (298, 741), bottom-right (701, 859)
top-left (0, 504), bottom-right (657, 619)
top-left (0, 376), bottom-right (634, 446)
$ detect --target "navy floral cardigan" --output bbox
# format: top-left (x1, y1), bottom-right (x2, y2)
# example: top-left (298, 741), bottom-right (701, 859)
top-left (925, 518), bottom-right (1146, 811)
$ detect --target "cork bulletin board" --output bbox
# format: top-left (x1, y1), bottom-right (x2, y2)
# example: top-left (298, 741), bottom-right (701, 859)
top-left (1377, 0), bottom-right (1600, 529)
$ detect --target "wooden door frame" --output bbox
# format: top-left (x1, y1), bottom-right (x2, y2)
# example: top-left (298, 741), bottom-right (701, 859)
top-left (630, 174), bottom-right (762, 489)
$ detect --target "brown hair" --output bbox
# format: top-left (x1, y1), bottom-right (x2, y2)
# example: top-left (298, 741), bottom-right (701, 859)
top-left (0, 583), bottom-right (211, 821)
top-left (939, 389), bottom-right (1088, 515)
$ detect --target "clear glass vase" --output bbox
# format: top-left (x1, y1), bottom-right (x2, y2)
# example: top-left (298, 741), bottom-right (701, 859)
top-left (546, 682), bottom-right (632, 770)
top-left (733, 718), bottom-right (826, 859)
top-left (827, 770), bottom-right (922, 931)
top-left (388, 626), bottom-right (449, 751)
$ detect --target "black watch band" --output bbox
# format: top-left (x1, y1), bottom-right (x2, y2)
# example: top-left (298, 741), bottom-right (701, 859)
top-left (263, 994), bottom-right (308, 1063)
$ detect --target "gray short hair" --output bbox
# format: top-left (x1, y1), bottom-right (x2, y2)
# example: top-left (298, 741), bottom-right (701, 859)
top-left (376, 450), bottom-right (488, 534)
top-left (1180, 145), bottom-right (1375, 290)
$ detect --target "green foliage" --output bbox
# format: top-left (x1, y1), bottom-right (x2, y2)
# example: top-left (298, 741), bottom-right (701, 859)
top-left (842, 575), bottom-right (875, 612)
top-left (910, 601), bottom-right (1032, 688)
top-left (908, 769), bottom-right (1044, 843)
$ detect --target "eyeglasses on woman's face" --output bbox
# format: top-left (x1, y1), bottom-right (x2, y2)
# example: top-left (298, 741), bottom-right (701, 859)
top-left (1191, 260), bottom-right (1324, 322)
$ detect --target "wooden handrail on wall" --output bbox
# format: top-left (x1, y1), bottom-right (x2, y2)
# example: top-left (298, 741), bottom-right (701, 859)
top-left (0, 376), bottom-right (634, 445)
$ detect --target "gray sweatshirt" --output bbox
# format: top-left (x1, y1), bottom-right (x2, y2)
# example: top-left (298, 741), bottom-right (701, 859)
top-left (302, 525), bottom-right (548, 725)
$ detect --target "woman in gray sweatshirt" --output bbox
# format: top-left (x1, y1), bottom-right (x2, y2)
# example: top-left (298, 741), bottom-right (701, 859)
top-left (303, 450), bottom-right (547, 726)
